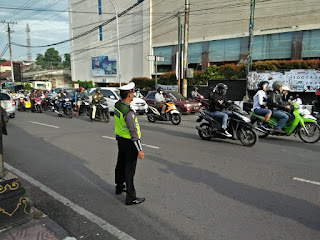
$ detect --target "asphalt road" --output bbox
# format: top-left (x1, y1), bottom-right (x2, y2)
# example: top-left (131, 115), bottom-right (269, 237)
top-left (3, 110), bottom-right (320, 240)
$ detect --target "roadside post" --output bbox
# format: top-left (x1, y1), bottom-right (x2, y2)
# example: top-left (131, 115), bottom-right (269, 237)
top-left (145, 55), bottom-right (164, 88)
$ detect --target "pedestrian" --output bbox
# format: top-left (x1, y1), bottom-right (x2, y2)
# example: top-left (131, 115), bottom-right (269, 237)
top-left (114, 82), bottom-right (145, 205)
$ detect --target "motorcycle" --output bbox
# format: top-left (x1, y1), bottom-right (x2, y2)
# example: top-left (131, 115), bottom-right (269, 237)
top-left (55, 98), bottom-right (73, 118)
top-left (196, 104), bottom-right (258, 147)
top-left (41, 97), bottom-right (49, 111)
top-left (17, 97), bottom-right (31, 111)
top-left (76, 97), bottom-right (91, 116)
top-left (251, 102), bottom-right (320, 143)
top-left (147, 101), bottom-right (181, 125)
top-left (48, 98), bottom-right (57, 112)
top-left (32, 97), bottom-right (43, 113)
top-left (89, 98), bottom-right (110, 122)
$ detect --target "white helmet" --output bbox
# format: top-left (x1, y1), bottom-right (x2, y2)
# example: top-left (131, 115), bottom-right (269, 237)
top-left (282, 85), bottom-right (290, 91)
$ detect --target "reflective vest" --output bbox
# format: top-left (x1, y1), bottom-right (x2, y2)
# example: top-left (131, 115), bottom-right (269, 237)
top-left (114, 101), bottom-right (141, 139)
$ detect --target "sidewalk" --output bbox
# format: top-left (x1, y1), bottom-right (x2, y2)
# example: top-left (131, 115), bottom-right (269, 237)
top-left (0, 208), bottom-right (76, 240)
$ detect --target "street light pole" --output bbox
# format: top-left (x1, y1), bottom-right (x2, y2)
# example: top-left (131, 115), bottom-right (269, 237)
top-left (182, 0), bottom-right (190, 98)
top-left (109, 0), bottom-right (121, 87)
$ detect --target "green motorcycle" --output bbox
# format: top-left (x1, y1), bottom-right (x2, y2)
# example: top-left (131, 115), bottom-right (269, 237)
top-left (251, 103), bottom-right (320, 143)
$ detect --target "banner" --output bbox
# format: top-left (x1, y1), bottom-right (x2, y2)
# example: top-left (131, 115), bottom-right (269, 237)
top-left (92, 56), bottom-right (117, 76)
top-left (248, 69), bottom-right (320, 92)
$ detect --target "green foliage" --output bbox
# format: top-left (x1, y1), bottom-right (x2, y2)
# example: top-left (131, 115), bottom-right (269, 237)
top-left (36, 48), bottom-right (70, 69)
top-left (0, 58), bottom-right (6, 64)
top-left (131, 77), bottom-right (155, 90)
top-left (24, 82), bottom-right (32, 90)
top-left (158, 71), bottom-right (177, 85)
top-left (72, 81), bottom-right (94, 89)
top-left (62, 53), bottom-right (71, 68)
top-left (252, 59), bottom-right (320, 70)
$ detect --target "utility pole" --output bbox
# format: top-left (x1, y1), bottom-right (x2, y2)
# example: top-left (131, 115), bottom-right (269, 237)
top-left (177, 12), bottom-right (182, 93)
top-left (246, 0), bottom-right (256, 97)
top-left (0, 20), bottom-right (16, 178)
top-left (109, 0), bottom-right (121, 87)
top-left (7, 22), bottom-right (17, 83)
top-left (182, 0), bottom-right (190, 98)
top-left (26, 23), bottom-right (32, 61)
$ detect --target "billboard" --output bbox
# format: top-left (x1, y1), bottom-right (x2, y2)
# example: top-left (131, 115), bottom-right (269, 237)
top-left (248, 69), bottom-right (320, 92)
top-left (92, 56), bottom-right (117, 76)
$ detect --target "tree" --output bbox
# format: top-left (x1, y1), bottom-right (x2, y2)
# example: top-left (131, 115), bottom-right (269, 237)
top-left (24, 82), bottom-right (32, 90)
top-left (0, 59), bottom-right (6, 64)
top-left (62, 53), bottom-right (71, 68)
top-left (35, 48), bottom-right (62, 69)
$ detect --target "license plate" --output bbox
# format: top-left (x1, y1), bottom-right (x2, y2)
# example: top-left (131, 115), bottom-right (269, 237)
top-left (194, 107), bottom-right (199, 110)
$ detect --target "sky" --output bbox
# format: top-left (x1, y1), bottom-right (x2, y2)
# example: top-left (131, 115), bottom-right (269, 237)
top-left (0, 0), bottom-right (70, 61)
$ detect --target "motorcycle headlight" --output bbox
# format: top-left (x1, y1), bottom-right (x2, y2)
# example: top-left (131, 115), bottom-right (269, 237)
top-left (65, 98), bottom-right (70, 101)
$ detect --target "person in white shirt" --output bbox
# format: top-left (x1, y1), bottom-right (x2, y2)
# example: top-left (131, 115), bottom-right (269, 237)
top-left (154, 87), bottom-right (166, 117)
top-left (253, 81), bottom-right (272, 123)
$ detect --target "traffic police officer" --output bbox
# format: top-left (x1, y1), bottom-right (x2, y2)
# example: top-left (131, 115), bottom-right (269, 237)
top-left (114, 82), bottom-right (145, 205)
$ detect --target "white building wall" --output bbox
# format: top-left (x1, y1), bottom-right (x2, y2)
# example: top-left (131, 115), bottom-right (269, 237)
top-left (68, 0), bottom-right (151, 84)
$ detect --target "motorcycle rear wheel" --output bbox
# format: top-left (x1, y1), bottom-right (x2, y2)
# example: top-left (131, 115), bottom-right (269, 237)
top-left (102, 110), bottom-right (110, 123)
top-left (36, 105), bottom-right (42, 113)
top-left (147, 114), bottom-right (156, 123)
top-left (171, 113), bottom-right (181, 125)
top-left (198, 123), bottom-right (212, 140)
top-left (298, 122), bottom-right (320, 143)
top-left (67, 108), bottom-right (73, 118)
top-left (238, 128), bottom-right (258, 147)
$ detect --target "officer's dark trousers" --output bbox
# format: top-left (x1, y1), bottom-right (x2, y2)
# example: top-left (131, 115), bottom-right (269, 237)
top-left (115, 137), bottom-right (138, 202)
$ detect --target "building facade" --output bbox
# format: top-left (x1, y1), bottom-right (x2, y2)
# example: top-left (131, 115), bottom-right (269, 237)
top-left (68, 0), bottom-right (320, 85)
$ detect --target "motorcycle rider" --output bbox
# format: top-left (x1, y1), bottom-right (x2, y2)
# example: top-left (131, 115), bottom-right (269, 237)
top-left (134, 89), bottom-right (144, 98)
top-left (209, 83), bottom-right (232, 138)
top-left (16, 90), bottom-right (25, 109)
top-left (57, 89), bottom-right (67, 114)
top-left (282, 85), bottom-right (291, 104)
top-left (191, 87), bottom-right (201, 99)
top-left (267, 81), bottom-right (291, 134)
top-left (29, 89), bottom-right (37, 111)
top-left (155, 87), bottom-right (166, 118)
top-left (253, 81), bottom-right (272, 126)
top-left (76, 87), bottom-right (87, 116)
top-left (91, 88), bottom-right (103, 121)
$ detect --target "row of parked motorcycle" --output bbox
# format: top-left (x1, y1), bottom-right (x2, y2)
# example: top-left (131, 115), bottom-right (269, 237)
top-left (16, 95), bottom-right (110, 122)
top-left (195, 96), bottom-right (320, 147)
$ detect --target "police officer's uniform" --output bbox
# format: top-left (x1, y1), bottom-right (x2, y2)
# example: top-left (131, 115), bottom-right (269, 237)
top-left (114, 82), bottom-right (145, 205)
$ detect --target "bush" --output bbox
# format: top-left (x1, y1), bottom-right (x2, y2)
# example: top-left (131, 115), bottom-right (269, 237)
top-left (131, 77), bottom-right (155, 90)
top-left (72, 81), bottom-right (94, 89)
top-left (24, 82), bottom-right (32, 90)
top-left (158, 71), bottom-right (177, 85)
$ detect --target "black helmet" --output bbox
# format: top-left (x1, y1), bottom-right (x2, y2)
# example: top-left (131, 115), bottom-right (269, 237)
top-left (96, 87), bottom-right (101, 92)
top-left (215, 83), bottom-right (228, 95)
top-left (272, 81), bottom-right (285, 91)
top-left (257, 81), bottom-right (269, 90)
top-left (157, 87), bottom-right (163, 93)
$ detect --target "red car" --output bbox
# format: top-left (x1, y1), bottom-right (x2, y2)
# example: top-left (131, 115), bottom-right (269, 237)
top-left (144, 91), bottom-right (202, 113)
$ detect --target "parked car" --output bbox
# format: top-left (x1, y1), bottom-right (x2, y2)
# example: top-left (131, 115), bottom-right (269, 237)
top-left (0, 92), bottom-right (16, 118)
top-left (88, 87), bottom-right (148, 114)
top-left (144, 90), bottom-right (201, 113)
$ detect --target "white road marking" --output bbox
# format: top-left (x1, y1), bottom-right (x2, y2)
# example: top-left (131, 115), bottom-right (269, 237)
top-left (293, 177), bottom-right (320, 186)
top-left (4, 163), bottom-right (135, 240)
top-left (29, 121), bottom-right (60, 129)
top-left (102, 136), bottom-right (160, 149)
top-left (102, 136), bottom-right (116, 140)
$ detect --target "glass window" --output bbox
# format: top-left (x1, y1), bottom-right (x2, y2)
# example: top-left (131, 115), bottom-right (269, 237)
top-left (99, 26), bottom-right (103, 41)
top-left (253, 32), bottom-right (293, 60)
top-left (167, 91), bottom-right (185, 100)
top-left (302, 29), bottom-right (320, 58)
top-left (147, 92), bottom-right (156, 99)
top-left (209, 38), bottom-right (241, 62)
top-left (0, 93), bottom-right (10, 101)
top-left (153, 46), bottom-right (172, 65)
top-left (98, 0), bottom-right (102, 15)
top-left (188, 43), bottom-right (202, 64)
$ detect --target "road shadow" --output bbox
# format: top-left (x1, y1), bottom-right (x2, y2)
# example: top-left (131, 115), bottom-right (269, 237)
top-left (3, 123), bottom-right (189, 240)
top-left (148, 155), bottom-right (320, 231)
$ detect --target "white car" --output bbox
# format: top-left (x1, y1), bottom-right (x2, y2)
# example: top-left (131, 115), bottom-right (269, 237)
top-left (88, 87), bottom-right (148, 114)
top-left (0, 92), bottom-right (16, 118)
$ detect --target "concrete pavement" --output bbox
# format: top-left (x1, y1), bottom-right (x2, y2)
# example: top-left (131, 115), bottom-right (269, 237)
top-left (2, 110), bottom-right (320, 240)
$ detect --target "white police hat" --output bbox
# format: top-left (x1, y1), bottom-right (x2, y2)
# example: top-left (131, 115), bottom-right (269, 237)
top-left (119, 82), bottom-right (135, 92)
